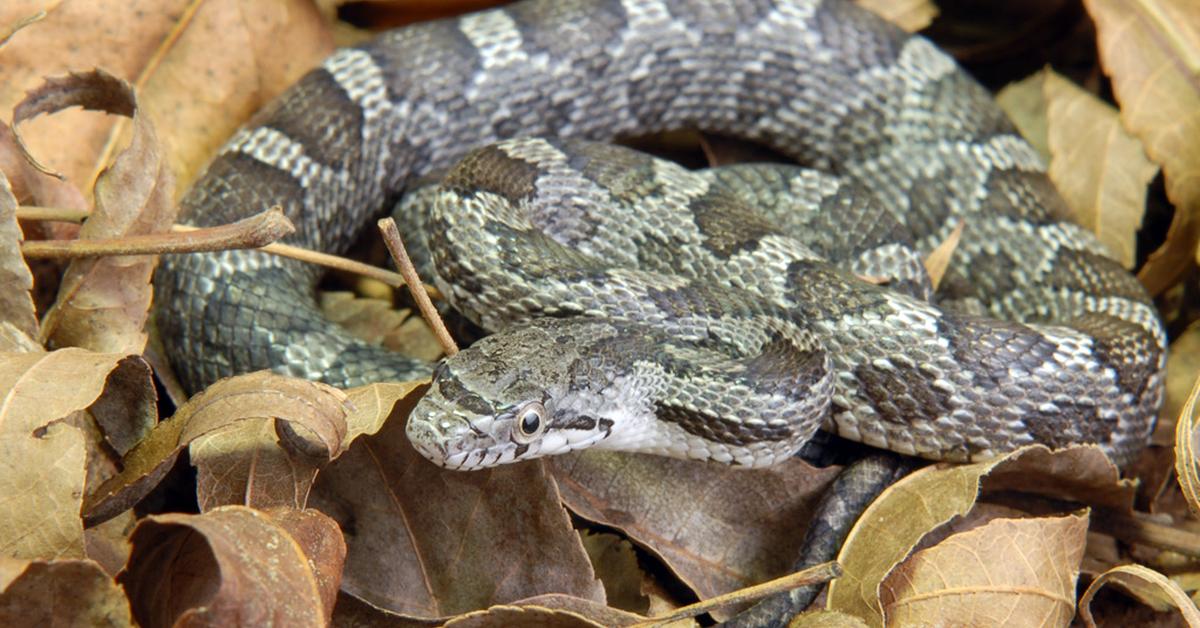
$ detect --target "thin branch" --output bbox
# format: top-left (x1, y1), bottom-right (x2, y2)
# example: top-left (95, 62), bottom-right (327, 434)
top-left (378, 217), bottom-right (459, 356)
top-left (21, 207), bottom-right (294, 258)
top-left (632, 561), bottom-right (841, 627)
top-left (15, 204), bottom-right (443, 300)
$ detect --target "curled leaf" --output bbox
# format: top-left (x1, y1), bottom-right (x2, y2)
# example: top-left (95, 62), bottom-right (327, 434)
top-left (0, 558), bottom-right (133, 626)
top-left (1078, 563), bottom-right (1200, 626)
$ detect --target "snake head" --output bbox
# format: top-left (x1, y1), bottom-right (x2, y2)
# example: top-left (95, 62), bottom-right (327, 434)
top-left (406, 320), bottom-right (619, 470)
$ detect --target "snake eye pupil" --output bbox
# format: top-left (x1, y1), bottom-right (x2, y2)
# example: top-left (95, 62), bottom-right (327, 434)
top-left (520, 410), bottom-right (541, 435)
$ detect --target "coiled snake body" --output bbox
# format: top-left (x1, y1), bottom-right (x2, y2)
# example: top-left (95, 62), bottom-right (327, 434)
top-left (155, 0), bottom-right (1167, 469)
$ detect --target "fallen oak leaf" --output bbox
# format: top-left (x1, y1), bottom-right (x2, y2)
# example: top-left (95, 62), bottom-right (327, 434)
top-left (1078, 563), bottom-right (1200, 627)
top-left (879, 512), bottom-right (1088, 627)
top-left (119, 506), bottom-right (337, 628)
top-left (83, 371), bottom-right (351, 526)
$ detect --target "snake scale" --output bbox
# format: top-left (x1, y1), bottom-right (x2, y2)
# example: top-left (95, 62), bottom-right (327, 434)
top-left (155, 0), bottom-right (1167, 470)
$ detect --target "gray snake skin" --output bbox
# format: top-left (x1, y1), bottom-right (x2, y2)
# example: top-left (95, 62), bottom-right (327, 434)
top-left (155, 0), bottom-right (1167, 469)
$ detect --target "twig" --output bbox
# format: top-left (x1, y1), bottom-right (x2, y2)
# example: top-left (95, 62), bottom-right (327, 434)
top-left (1092, 508), bottom-right (1200, 559)
top-left (21, 207), bottom-right (294, 258)
top-left (631, 561), bottom-right (841, 627)
top-left (15, 204), bottom-right (443, 300)
top-left (378, 217), bottom-right (458, 356)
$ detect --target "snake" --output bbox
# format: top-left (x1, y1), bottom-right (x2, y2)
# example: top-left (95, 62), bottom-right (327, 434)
top-left (155, 0), bottom-right (1167, 472)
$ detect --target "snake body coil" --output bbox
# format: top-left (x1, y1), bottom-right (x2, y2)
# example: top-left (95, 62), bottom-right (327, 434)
top-left (156, 0), bottom-right (1166, 469)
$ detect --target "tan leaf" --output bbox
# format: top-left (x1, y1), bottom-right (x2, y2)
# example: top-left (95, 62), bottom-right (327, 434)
top-left (998, 69), bottom-right (1158, 269)
top-left (826, 446), bottom-right (1135, 626)
top-left (549, 451), bottom-right (841, 616)
top-left (0, 172), bottom-right (36, 341)
top-left (581, 532), bottom-right (648, 615)
top-left (17, 70), bottom-right (174, 355)
top-left (0, 558), bottom-right (133, 627)
top-left (922, 220), bottom-right (963, 290)
top-left (344, 380), bottom-right (429, 443)
top-left (0, 349), bottom-right (149, 437)
top-left (1044, 71), bottom-right (1157, 269)
top-left (1084, 0), bottom-right (1200, 294)
top-left (119, 506), bottom-right (329, 627)
top-left (83, 371), bottom-right (351, 525)
top-left (321, 292), bottom-right (445, 362)
top-left (1174, 370), bottom-right (1200, 518)
top-left (880, 513), bottom-right (1088, 627)
top-left (0, 424), bottom-right (85, 559)
top-left (855, 0), bottom-right (938, 32)
top-left (308, 410), bottom-right (604, 619)
top-left (1078, 563), bottom-right (1200, 627)
top-left (443, 593), bottom-right (646, 628)
top-left (0, 0), bottom-right (331, 194)
top-left (996, 72), bottom-right (1051, 162)
top-left (789, 609), bottom-right (872, 627)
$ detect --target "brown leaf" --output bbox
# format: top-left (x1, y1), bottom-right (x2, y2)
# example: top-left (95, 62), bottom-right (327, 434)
top-left (0, 349), bottom-right (148, 436)
top-left (1084, 0), bottom-right (1200, 294)
top-left (1174, 370), bottom-right (1200, 518)
top-left (549, 451), bottom-right (841, 613)
top-left (789, 609), bottom-right (872, 627)
top-left (443, 594), bottom-right (646, 628)
top-left (854, 0), bottom-right (938, 32)
top-left (997, 69), bottom-right (1158, 269)
top-left (0, 558), bottom-right (133, 627)
top-left (880, 513), bottom-right (1088, 627)
top-left (266, 508), bottom-right (347, 624)
top-left (581, 532), bottom-right (649, 615)
top-left (17, 70), bottom-right (175, 355)
top-left (0, 424), bottom-right (86, 559)
top-left (1078, 564), bottom-right (1200, 627)
top-left (0, 171), bottom-right (36, 341)
top-left (321, 292), bottom-right (445, 362)
top-left (308, 409), bottom-right (604, 619)
top-left (0, 0), bottom-right (331, 193)
top-left (84, 371), bottom-right (351, 526)
top-left (119, 506), bottom-right (329, 627)
top-left (1044, 71), bottom-right (1157, 269)
top-left (826, 446), bottom-right (1135, 625)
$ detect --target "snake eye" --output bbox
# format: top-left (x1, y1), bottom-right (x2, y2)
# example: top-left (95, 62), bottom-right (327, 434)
top-left (512, 402), bottom-right (546, 444)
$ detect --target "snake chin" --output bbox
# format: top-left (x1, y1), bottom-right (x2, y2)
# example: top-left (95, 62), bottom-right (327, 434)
top-left (406, 319), bottom-right (625, 470)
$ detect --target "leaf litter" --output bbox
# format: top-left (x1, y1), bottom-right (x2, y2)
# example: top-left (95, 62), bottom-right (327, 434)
top-left (1, 0), bottom-right (1200, 627)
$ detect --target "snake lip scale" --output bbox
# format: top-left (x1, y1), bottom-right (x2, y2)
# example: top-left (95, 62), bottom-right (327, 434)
top-left (155, 0), bottom-right (1167, 471)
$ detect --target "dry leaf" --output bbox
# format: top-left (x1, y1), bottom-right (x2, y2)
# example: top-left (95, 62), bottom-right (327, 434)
top-left (264, 508), bottom-right (347, 624)
top-left (0, 558), bottom-right (133, 627)
top-left (550, 451), bottom-right (841, 614)
top-left (0, 171), bottom-right (36, 341)
top-left (321, 292), bottom-right (445, 362)
top-left (1085, 0), bottom-right (1200, 294)
top-left (880, 513), bottom-right (1088, 627)
top-left (119, 506), bottom-right (331, 627)
top-left (1078, 563), bottom-right (1200, 627)
top-left (308, 409), bottom-right (604, 619)
top-left (443, 594), bottom-right (646, 628)
top-left (854, 0), bottom-right (938, 32)
top-left (997, 69), bottom-right (1157, 269)
top-left (84, 371), bottom-right (351, 525)
top-left (1175, 372), bottom-right (1200, 518)
top-left (0, 424), bottom-right (86, 559)
top-left (581, 532), bottom-right (649, 615)
top-left (826, 446), bottom-right (1135, 626)
top-left (789, 609), bottom-right (873, 627)
top-left (0, 0), bottom-right (331, 193)
top-left (344, 380), bottom-right (429, 443)
top-left (922, 220), bottom-right (964, 290)
top-left (1044, 72), bottom-right (1157, 269)
top-left (18, 70), bottom-right (175, 355)
top-left (1165, 323), bottom-right (1200, 438)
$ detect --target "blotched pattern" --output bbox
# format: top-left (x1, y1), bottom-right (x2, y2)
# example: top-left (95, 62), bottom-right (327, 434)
top-left (155, 0), bottom-right (1165, 467)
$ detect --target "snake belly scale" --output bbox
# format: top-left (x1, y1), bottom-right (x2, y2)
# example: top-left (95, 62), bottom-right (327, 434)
top-left (155, 0), bottom-right (1167, 469)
